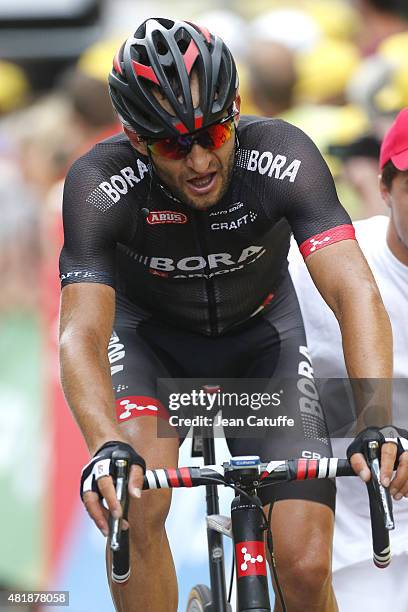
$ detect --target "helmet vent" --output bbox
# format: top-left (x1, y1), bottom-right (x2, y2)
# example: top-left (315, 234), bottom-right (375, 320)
top-left (156, 40), bottom-right (168, 56)
top-left (133, 44), bottom-right (149, 66)
top-left (177, 38), bottom-right (189, 54)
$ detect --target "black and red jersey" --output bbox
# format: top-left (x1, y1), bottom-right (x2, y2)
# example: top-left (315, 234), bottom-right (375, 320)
top-left (60, 116), bottom-right (354, 335)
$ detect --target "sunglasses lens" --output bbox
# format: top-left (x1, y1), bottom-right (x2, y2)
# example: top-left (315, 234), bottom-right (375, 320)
top-left (148, 116), bottom-right (235, 159)
top-left (148, 137), bottom-right (189, 160)
top-left (204, 119), bottom-right (234, 150)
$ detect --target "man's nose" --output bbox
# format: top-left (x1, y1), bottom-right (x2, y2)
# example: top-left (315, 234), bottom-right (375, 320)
top-left (185, 144), bottom-right (213, 173)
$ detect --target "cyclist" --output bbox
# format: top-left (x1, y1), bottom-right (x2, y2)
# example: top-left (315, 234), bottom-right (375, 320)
top-left (289, 108), bottom-right (408, 611)
top-left (59, 18), bottom-right (402, 612)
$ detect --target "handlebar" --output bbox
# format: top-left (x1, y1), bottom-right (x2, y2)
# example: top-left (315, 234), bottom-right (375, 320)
top-left (109, 454), bottom-right (394, 585)
top-left (142, 457), bottom-right (355, 491)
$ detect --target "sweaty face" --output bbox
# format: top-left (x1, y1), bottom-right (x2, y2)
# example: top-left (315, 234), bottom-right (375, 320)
top-left (382, 170), bottom-right (408, 265)
top-left (149, 74), bottom-right (238, 211)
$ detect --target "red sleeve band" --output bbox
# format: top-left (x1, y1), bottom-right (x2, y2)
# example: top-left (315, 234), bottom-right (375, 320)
top-left (299, 224), bottom-right (356, 260)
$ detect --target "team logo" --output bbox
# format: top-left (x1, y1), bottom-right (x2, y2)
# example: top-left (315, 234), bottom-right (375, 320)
top-left (235, 541), bottom-right (267, 577)
top-left (147, 211), bottom-right (188, 225)
top-left (237, 149), bottom-right (301, 182)
top-left (123, 244), bottom-right (267, 280)
top-left (210, 212), bottom-right (257, 231)
top-left (91, 162), bottom-right (149, 209)
top-left (309, 236), bottom-right (331, 252)
top-left (115, 396), bottom-right (168, 422)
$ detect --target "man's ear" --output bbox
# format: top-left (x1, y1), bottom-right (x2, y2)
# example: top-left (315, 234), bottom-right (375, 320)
top-left (233, 94), bottom-right (241, 126)
top-left (379, 174), bottom-right (392, 209)
top-left (123, 126), bottom-right (148, 156)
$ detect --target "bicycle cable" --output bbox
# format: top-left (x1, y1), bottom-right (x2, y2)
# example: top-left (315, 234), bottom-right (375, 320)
top-left (196, 476), bottom-right (287, 611)
top-left (227, 545), bottom-right (234, 604)
top-left (266, 501), bottom-right (286, 612)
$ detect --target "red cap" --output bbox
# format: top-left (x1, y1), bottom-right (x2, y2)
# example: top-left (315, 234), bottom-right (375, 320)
top-left (380, 107), bottom-right (408, 170)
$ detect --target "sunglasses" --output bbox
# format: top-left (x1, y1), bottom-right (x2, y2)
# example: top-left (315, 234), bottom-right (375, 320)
top-left (146, 110), bottom-right (237, 160)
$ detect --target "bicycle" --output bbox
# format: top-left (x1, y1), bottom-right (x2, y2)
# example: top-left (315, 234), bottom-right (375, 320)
top-left (108, 433), bottom-right (395, 612)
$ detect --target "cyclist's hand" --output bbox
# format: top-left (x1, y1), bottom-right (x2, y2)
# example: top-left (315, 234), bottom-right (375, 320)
top-left (83, 476), bottom-right (123, 537)
top-left (347, 426), bottom-right (408, 499)
top-left (80, 441), bottom-right (146, 536)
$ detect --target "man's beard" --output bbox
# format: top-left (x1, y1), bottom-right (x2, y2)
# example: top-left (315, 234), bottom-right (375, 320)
top-left (151, 146), bottom-right (236, 211)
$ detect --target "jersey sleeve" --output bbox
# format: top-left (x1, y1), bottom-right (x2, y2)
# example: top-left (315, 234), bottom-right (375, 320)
top-left (267, 121), bottom-right (355, 259)
top-left (59, 153), bottom-right (137, 289)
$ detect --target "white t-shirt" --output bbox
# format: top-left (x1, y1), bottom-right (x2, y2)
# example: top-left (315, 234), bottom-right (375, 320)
top-left (288, 215), bottom-right (408, 571)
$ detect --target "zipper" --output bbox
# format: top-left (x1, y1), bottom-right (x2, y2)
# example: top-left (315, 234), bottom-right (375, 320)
top-left (193, 211), bottom-right (218, 336)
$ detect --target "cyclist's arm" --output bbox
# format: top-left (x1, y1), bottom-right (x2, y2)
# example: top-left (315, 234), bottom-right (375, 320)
top-left (274, 123), bottom-right (394, 480)
top-left (59, 153), bottom-right (134, 452)
top-left (60, 283), bottom-right (143, 531)
top-left (58, 153), bottom-right (143, 530)
top-left (306, 239), bottom-right (395, 482)
top-left (305, 239), bottom-right (392, 383)
top-left (59, 281), bottom-right (124, 455)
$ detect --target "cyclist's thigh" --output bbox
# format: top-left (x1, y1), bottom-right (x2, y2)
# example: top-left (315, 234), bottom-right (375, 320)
top-left (225, 274), bottom-right (335, 511)
top-left (109, 297), bottom-right (181, 522)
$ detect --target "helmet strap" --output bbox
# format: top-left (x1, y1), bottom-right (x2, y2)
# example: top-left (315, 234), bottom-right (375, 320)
top-left (146, 149), bottom-right (183, 204)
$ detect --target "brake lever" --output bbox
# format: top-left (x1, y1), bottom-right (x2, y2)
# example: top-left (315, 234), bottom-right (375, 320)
top-left (366, 441), bottom-right (394, 531)
top-left (109, 454), bottom-right (130, 552)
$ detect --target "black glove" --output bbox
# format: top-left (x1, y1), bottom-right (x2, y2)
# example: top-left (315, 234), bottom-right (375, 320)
top-left (80, 441), bottom-right (146, 501)
top-left (347, 426), bottom-right (408, 468)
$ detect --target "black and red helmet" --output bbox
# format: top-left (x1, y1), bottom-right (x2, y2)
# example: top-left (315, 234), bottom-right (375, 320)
top-left (108, 17), bottom-right (238, 138)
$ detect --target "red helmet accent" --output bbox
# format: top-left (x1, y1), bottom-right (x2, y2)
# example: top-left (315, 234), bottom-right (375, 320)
top-left (174, 121), bottom-right (189, 134)
top-left (131, 60), bottom-right (160, 85)
top-left (113, 48), bottom-right (123, 75)
top-left (183, 39), bottom-right (199, 75)
top-left (188, 22), bottom-right (211, 43)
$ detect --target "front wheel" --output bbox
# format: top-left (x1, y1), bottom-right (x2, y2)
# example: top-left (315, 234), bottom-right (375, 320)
top-left (186, 584), bottom-right (212, 612)
top-left (186, 584), bottom-right (233, 612)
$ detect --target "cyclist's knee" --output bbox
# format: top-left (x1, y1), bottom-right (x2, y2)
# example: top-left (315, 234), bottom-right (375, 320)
top-left (275, 551), bottom-right (332, 597)
top-left (128, 490), bottom-right (172, 547)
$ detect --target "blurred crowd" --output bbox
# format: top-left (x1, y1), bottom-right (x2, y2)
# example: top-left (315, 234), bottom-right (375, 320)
top-left (2, 0), bottom-right (408, 316)
top-left (0, 0), bottom-right (406, 310)
top-left (1, 0), bottom-right (408, 595)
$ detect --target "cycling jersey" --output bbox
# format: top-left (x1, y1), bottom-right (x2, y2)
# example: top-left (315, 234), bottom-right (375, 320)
top-left (60, 116), bottom-right (355, 336)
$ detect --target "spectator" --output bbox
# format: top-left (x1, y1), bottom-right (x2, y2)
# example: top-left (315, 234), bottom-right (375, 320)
top-left (58, 37), bottom-right (121, 155)
top-left (288, 107), bottom-right (408, 612)
top-left (247, 40), bottom-right (297, 117)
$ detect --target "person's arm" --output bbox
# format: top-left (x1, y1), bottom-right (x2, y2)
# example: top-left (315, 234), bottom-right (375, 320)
top-left (305, 239), bottom-right (397, 484)
top-left (59, 282), bottom-right (144, 536)
top-left (274, 122), bottom-right (396, 484)
top-left (59, 152), bottom-right (142, 535)
top-left (277, 121), bottom-right (393, 418)
top-left (305, 239), bottom-right (392, 383)
top-left (60, 283), bottom-right (143, 536)
top-left (59, 282), bottom-right (122, 454)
